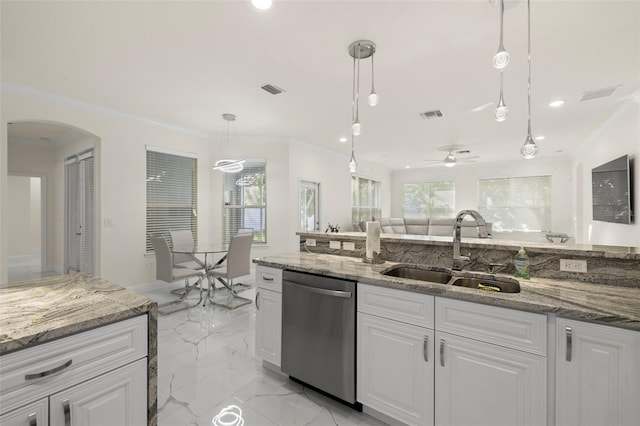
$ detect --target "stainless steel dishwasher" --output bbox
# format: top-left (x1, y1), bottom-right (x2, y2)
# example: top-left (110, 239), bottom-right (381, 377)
top-left (281, 270), bottom-right (358, 405)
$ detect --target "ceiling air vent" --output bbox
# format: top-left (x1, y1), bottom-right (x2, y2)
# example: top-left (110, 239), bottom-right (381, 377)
top-left (419, 110), bottom-right (444, 120)
top-left (579, 85), bottom-right (620, 102)
top-left (261, 84), bottom-right (285, 95)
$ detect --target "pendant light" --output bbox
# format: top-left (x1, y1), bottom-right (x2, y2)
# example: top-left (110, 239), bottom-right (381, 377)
top-left (367, 53), bottom-right (379, 106)
top-left (213, 113), bottom-right (246, 173)
top-left (492, 0), bottom-right (510, 69)
top-left (349, 134), bottom-right (357, 174)
top-left (521, 0), bottom-right (539, 159)
top-left (348, 40), bottom-right (377, 136)
top-left (495, 70), bottom-right (509, 121)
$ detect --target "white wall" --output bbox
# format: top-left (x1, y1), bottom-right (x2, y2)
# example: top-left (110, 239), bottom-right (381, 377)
top-left (391, 157), bottom-right (573, 243)
top-left (571, 94), bottom-right (640, 246)
top-left (7, 175), bottom-right (32, 256)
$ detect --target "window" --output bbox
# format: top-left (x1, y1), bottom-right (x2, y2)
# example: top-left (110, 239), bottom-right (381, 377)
top-left (478, 175), bottom-right (551, 232)
top-left (146, 147), bottom-right (197, 252)
top-left (223, 160), bottom-right (267, 244)
top-left (352, 175), bottom-right (381, 224)
top-left (402, 181), bottom-right (455, 219)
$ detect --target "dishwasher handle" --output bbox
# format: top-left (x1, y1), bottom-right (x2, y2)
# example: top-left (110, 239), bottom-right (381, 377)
top-left (286, 282), bottom-right (352, 299)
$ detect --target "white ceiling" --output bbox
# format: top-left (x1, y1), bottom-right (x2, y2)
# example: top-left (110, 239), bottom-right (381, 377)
top-left (2, 1), bottom-right (639, 170)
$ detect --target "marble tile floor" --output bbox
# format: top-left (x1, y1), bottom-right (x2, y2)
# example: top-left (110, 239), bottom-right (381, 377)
top-left (131, 278), bottom-right (388, 426)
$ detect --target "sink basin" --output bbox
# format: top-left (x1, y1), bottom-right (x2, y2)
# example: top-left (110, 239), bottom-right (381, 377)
top-left (382, 265), bottom-right (452, 284)
top-left (451, 276), bottom-right (521, 293)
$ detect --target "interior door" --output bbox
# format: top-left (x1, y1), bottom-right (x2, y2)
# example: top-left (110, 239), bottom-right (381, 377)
top-left (64, 149), bottom-right (95, 274)
top-left (299, 180), bottom-right (319, 231)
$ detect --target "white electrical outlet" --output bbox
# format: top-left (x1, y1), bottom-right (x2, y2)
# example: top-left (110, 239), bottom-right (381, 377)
top-left (306, 238), bottom-right (316, 247)
top-left (560, 259), bottom-right (587, 273)
top-left (329, 241), bottom-right (341, 250)
top-left (343, 242), bottom-right (356, 251)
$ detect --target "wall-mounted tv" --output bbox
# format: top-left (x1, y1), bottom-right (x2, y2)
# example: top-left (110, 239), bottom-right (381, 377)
top-left (592, 154), bottom-right (634, 224)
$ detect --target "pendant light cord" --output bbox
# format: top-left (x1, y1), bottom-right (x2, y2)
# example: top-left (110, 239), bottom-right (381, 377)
top-left (499, 0), bottom-right (504, 46)
top-left (527, 0), bottom-right (532, 134)
top-left (355, 43), bottom-right (361, 122)
top-left (352, 55), bottom-right (356, 122)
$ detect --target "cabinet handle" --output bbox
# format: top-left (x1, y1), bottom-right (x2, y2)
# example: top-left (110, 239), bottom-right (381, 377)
top-left (28, 413), bottom-right (37, 426)
top-left (63, 399), bottom-right (71, 426)
top-left (565, 326), bottom-right (573, 362)
top-left (262, 276), bottom-right (274, 281)
top-left (423, 336), bottom-right (429, 362)
top-left (440, 339), bottom-right (445, 367)
top-left (255, 291), bottom-right (260, 310)
top-left (25, 359), bottom-right (72, 380)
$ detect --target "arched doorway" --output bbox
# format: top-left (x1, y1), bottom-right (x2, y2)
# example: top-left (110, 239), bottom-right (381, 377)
top-left (6, 120), bottom-right (100, 282)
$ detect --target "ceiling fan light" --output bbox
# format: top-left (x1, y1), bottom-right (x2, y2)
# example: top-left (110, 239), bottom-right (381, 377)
top-left (444, 154), bottom-right (457, 167)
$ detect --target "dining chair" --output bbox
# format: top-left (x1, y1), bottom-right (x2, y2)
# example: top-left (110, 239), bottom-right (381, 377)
top-left (169, 229), bottom-right (208, 270)
top-left (150, 235), bottom-right (205, 314)
top-left (207, 233), bottom-right (253, 309)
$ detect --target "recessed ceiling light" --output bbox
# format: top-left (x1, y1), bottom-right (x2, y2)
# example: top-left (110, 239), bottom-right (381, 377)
top-left (549, 100), bottom-right (565, 108)
top-left (251, 0), bottom-right (272, 10)
top-left (405, 165), bottom-right (411, 169)
top-left (339, 137), bottom-right (347, 143)
top-left (535, 135), bottom-right (546, 141)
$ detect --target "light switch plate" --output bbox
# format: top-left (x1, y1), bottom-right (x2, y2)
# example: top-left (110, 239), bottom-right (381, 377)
top-left (329, 241), bottom-right (341, 250)
top-left (560, 259), bottom-right (587, 273)
top-left (306, 238), bottom-right (316, 247)
top-left (343, 242), bottom-right (356, 251)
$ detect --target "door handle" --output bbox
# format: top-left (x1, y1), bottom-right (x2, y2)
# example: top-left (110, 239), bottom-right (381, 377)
top-left (63, 399), bottom-right (71, 426)
top-left (565, 326), bottom-right (573, 362)
top-left (290, 283), bottom-right (352, 298)
top-left (440, 339), bottom-right (445, 367)
top-left (423, 336), bottom-right (429, 362)
top-left (28, 413), bottom-right (37, 426)
top-left (255, 291), bottom-right (260, 310)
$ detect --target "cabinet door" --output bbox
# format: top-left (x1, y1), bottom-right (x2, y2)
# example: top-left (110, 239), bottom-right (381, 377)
top-left (358, 312), bottom-right (434, 426)
top-left (435, 332), bottom-right (546, 426)
top-left (0, 399), bottom-right (48, 426)
top-left (255, 288), bottom-right (282, 367)
top-left (556, 319), bottom-right (640, 426)
top-left (50, 358), bottom-right (146, 426)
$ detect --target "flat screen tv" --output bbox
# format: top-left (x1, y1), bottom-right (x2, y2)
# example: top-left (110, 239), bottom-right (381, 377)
top-left (592, 154), bottom-right (633, 224)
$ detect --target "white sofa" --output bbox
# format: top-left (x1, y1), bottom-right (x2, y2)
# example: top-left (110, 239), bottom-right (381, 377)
top-left (357, 218), bottom-right (492, 238)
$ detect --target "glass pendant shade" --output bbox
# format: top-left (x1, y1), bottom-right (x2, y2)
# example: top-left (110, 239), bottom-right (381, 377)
top-left (520, 0), bottom-right (538, 160)
top-left (351, 120), bottom-right (362, 136)
top-left (521, 133), bottom-right (538, 159)
top-left (367, 92), bottom-right (379, 107)
top-left (492, 0), bottom-right (510, 69)
top-left (495, 70), bottom-right (509, 122)
top-left (349, 154), bottom-right (357, 174)
top-left (444, 153), bottom-right (457, 168)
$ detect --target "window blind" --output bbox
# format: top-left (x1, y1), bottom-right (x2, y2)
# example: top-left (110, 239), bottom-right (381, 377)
top-left (351, 175), bottom-right (381, 224)
top-left (478, 175), bottom-right (551, 232)
top-left (146, 148), bottom-right (198, 252)
top-left (222, 160), bottom-right (267, 244)
top-left (402, 181), bottom-right (455, 219)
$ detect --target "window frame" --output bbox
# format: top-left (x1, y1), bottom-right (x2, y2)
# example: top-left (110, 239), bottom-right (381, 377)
top-left (401, 180), bottom-right (455, 219)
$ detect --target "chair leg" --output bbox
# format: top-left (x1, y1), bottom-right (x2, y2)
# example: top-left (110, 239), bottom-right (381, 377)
top-left (206, 276), bottom-right (252, 310)
top-left (158, 277), bottom-right (204, 315)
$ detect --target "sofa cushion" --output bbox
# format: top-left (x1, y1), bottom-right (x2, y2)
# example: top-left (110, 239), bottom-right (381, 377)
top-left (428, 218), bottom-right (492, 238)
top-left (404, 218), bottom-right (429, 235)
top-left (379, 218), bottom-right (407, 234)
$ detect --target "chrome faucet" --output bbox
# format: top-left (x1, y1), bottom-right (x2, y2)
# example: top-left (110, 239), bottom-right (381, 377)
top-left (452, 209), bottom-right (488, 271)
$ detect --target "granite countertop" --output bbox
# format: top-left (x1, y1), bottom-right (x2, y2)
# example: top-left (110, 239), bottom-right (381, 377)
top-left (0, 273), bottom-right (156, 354)
top-left (254, 252), bottom-right (640, 331)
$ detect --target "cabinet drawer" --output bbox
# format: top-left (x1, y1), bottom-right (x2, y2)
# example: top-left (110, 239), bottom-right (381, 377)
top-left (0, 315), bottom-right (147, 414)
top-left (436, 298), bottom-right (546, 355)
top-left (358, 283), bottom-right (434, 329)
top-left (256, 265), bottom-right (283, 292)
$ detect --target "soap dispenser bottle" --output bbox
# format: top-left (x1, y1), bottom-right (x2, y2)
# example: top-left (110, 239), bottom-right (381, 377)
top-left (514, 247), bottom-right (531, 279)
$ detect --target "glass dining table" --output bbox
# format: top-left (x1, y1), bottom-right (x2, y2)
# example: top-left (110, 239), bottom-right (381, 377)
top-left (171, 244), bottom-right (229, 305)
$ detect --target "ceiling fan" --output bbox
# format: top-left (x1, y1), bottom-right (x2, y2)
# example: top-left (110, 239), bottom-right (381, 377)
top-left (423, 144), bottom-right (479, 168)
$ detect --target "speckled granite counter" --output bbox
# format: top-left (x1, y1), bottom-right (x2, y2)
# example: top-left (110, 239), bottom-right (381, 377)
top-left (255, 252), bottom-right (640, 331)
top-left (0, 273), bottom-right (158, 426)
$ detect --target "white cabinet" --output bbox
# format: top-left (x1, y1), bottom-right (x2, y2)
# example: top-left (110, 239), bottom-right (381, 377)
top-left (357, 284), bottom-right (434, 426)
top-left (556, 318), bottom-right (640, 426)
top-left (0, 399), bottom-right (48, 426)
top-left (0, 315), bottom-right (148, 426)
top-left (435, 331), bottom-right (546, 426)
top-left (255, 265), bottom-right (283, 367)
top-left (434, 298), bottom-right (547, 426)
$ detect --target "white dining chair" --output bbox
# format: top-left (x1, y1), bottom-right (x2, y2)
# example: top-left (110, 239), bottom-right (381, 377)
top-left (207, 233), bottom-right (253, 309)
top-left (169, 229), bottom-right (208, 270)
top-left (150, 235), bottom-right (205, 314)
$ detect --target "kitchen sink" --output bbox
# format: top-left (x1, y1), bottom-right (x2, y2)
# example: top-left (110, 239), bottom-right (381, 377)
top-left (451, 276), bottom-right (521, 293)
top-left (381, 265), bottom-right (452, 284)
